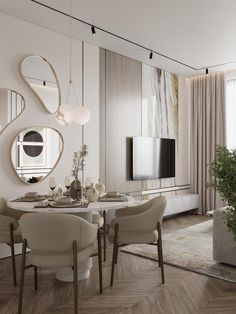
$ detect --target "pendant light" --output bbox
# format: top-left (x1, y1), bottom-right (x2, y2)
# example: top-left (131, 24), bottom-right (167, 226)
top-left (55, 0), bottom-right (90, 126)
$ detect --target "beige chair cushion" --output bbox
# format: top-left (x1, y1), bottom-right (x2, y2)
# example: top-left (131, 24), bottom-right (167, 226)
top-left (29, 243), bottom-right (97, 267)
top-left (108, 229), bottom-right (158, 245)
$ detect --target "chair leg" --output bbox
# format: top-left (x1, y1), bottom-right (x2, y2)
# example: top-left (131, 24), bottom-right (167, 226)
top-left (18, 239), bottom-right (27, 314)
top-left (33, 266), bottom-right (38, 290)
top-left (72, 240), bottom-right (78, 314)
top-left (97, 229), bottom-right (103, 293)
top-left (110, 223), bottom-right (119, 287)
top-left (157, 222), bottom-right (165, 284)
top-left (9, 223), bottom-right (17, 286)
top-left (115, 243), bottom-right (119, 264)
top-left (103, 210), bottom-right (107, 262)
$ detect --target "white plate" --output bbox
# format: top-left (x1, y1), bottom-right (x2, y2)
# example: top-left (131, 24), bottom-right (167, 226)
top-left (55, 197), bottom-right (73, 205)
top-left (50, 201), bottom-right (81, 208)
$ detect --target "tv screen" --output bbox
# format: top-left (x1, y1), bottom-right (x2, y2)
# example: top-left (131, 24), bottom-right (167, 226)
top-left (132, 137), bottom-right (175, 180)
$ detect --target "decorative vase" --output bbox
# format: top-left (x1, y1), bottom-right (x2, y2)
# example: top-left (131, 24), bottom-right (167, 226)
top-left (95, 179), bottom-right (105, 196)
top-left (56, 185), bottom-right (63, 200)
top-left (86, 184), bottom-right (99, 202)
top-left (70, 177), bottom-right (82, 200)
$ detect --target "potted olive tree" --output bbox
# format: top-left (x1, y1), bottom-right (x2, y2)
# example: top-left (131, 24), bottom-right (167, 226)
top-left (208, 145), bottom-right (236, 239)
top-left (208, 145), bottom-right (236, 266)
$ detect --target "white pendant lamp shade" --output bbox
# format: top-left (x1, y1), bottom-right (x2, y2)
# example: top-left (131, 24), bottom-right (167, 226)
top-left (55, 104), bottom-right (74, 125)
top-left (55, 0), bottom-right (91, 127)
top-left (74, 106), bottom-right (91, 125)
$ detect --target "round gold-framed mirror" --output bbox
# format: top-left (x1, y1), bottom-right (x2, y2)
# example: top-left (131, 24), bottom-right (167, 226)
top-left (11, 126), bottom-right (64, 184)
top-left (0, 88), bottom-right (25, 135)
top-left (20, 55), bottom-right (61, 114)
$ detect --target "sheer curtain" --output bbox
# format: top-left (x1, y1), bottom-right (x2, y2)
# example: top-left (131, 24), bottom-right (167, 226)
top-left (226, 79), bottom-right (236, 150)
top-left (190, 72), bottom-right (226, 214)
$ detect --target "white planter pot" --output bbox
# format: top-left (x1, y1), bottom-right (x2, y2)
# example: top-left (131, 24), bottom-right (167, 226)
top-left (213, 208), bottom-right (236, 266)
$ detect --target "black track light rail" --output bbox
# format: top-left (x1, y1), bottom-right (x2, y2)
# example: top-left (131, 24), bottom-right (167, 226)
top-left (30, 0), bottom-right (236, 72)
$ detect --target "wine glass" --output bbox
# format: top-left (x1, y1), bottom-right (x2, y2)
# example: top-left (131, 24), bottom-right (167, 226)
top-left (85, 177), bottom-right (92, 188)
top-left (49, 177), bottom-right (56, 200)
top-left (64, 176), bottom-right (71, 196)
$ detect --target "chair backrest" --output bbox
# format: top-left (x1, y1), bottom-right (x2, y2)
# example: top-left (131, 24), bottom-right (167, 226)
top-left (0, 197), bottom-right (23, 220)
top-left (0, 198), bottom-right (8, 216)
top-left (141, 196), bottom-right (167, 230)
top-left (19, 213), bottom-right (97, 253)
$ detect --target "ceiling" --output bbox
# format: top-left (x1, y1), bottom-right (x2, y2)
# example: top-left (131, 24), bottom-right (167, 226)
top-left (1, 0), bottom-right (236, 75)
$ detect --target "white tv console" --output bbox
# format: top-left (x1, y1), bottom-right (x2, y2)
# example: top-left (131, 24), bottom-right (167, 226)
top-left (164, 193), bottom-right (199, 217)
top-left (106, 193), bottom-right (199, 224)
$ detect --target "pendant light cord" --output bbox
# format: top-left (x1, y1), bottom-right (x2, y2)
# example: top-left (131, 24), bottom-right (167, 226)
top-left (82, 41), bottom-right (84, 108)
top-left (69, 0), bottom-right (72, 82)
top-left (66, 0), bottom-right (80, 104)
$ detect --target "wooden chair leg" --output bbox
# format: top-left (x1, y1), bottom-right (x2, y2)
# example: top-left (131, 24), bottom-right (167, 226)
top-left (73, 240), bottom-right (78, 314)
top-left (97, 229), bottom-right (103, 293)
top-left (103, 210), bottom-right (107, 262)
top-left (18, 239), bottom-right (27, 314)
top-left (110, 223), bottom-right (119, 287)
top-left (157, 222), bottom-right (165, 284)
top-left (33, 266), bottom-right (38, 290)
top-left (9, 223), bottom-right (17, 286)
top-left (115, 243), bottom-right (119, 264)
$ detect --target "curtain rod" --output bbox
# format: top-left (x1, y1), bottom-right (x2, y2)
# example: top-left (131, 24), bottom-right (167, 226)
top-left (30, 0), bottom-right (236, 72)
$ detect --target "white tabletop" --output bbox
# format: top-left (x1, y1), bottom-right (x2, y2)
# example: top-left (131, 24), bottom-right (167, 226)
top-left (7, 198), bottom-right (142, 214)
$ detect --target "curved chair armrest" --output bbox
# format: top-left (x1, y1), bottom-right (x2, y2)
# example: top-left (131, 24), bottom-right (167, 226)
top-left (115, 203), bottom-right (147, 218)
top-left (79, 218), bottom-right (98, 250)
top-left (111, 209), bottom-right (159, 232)
top-left (0, 214), bottom-right (18, 231)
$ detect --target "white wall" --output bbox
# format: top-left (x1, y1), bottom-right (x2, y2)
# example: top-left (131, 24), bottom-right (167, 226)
top-left (0, 12), bottom-right (99, 199)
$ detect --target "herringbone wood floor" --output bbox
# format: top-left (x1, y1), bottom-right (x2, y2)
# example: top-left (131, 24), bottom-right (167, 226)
top-left (0, 213), bottom-right (236, 314)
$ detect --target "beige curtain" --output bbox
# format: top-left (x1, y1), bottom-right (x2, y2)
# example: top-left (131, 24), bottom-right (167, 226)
top-left (190, 72), bottom-right (226, 214)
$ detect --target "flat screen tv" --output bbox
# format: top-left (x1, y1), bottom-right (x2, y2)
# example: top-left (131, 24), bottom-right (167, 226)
top-left (132, 137), bottom-right (175, 180)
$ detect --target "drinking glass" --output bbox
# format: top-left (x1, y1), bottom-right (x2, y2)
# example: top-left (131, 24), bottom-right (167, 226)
top-left (49, 177), bottom-right (56, 199)
top-left (64, 176), bottom-right (71, 196)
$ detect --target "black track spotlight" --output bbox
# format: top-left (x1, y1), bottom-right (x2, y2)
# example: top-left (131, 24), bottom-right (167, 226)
top-left (149, 51), bottom-right (153, 59)
top-left (206, 68), bottom-right (209, 74)
top-left (91, 26), bottom-right (96, 35)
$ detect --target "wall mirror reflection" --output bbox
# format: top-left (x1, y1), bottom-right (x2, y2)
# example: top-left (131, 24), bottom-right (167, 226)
top-left (20, 55), bottom-right (60, 114)
top-left (11, 127), bottom-right (63, 184)
top-left (0, 88), bottom-right (25, 134)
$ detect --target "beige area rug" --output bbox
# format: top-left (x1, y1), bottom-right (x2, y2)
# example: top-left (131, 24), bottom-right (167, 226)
top-left (121, 220), bottom-right (236, 283)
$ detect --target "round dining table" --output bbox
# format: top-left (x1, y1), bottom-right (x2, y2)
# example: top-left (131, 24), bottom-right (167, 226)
top-left (8, 198), bottom-right (142, 282)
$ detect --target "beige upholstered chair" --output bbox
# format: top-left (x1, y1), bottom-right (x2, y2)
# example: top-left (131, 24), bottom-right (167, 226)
top-left (18, 213), bottom-right (103, 314)
top-left (0, 197), bottom-right (23, 286)
top-left (108, 195), bottom-right (167, 286)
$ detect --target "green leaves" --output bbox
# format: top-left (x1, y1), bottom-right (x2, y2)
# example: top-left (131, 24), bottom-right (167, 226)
top-left (208, 145), bottom-right (236, 238)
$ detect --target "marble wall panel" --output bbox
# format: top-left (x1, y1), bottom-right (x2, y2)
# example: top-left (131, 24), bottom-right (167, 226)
top-left (141, 64), bottom-right (179, 192)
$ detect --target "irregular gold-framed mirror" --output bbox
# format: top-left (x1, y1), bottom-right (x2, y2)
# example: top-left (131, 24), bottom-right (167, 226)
top-left (0, 88), bottom-right (25, 134)
top-left (11, 127), bottom-right (64, 184)
top-left (20, 55), bottom-right (61, 114)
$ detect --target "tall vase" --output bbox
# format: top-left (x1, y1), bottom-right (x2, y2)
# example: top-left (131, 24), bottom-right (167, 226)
top-left (70, 177), bottom-right (82, 200)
